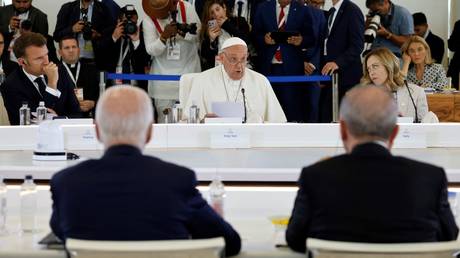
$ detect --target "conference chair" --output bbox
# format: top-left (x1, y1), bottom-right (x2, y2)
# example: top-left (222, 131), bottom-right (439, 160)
top-left (307, 238), bottom-right (460, 258)
top-left (179, 73), bottom-right (199, 106)
top-left (66, 237), bottom-right (225, 258)
top-left (0, 95), bottom-right (10, 125)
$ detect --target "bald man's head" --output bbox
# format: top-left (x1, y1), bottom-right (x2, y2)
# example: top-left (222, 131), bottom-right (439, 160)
top-left (95, 86), bottom-right (154, 150)
top-left (339, 85), bottom-right (398, 151)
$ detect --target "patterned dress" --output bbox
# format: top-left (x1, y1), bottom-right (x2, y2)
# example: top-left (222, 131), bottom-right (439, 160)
top-left (406, 63), bottom-right (449, 90)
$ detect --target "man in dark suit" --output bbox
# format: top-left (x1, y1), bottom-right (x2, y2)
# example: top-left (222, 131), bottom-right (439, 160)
top-left (448, 20), bottom-right (460, 90)
top-left (100, 5), bottom-right (149, 92)
top-left (286, 85), bottom-right (459, 253)
top-left (58, 36), bottom-right (99, 117)
top-left (50, 86), bottom-right (241, 257)
top-left (253, 0), bottom-right (315, 122)
top-left (319, 0), bottom-right (364, 123)
top-left (412, 12), bottom-right (444, 64)
top-left (0, 0), bottom-right (48, 37)
top-left (54, 0), bottom-right (115, 70)
top-left (0, 32), bottom-right (81, 125)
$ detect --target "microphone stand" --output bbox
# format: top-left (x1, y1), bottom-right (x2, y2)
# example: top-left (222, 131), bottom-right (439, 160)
top-left (241, 88), bottom-right (247, 123)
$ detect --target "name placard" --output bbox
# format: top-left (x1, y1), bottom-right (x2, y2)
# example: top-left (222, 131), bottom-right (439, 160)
top-left (209, 127), bottom-right (250, 149)
top-left (394, 125), bottom-right (427, 148)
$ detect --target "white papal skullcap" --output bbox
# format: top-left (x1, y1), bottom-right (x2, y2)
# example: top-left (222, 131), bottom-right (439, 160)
top-left (220, 37), bottom-right (247, 52)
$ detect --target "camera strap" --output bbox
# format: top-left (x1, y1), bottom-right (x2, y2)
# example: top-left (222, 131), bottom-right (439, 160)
top-left (151, 0), bottom-right (187, 34)
top-left (117, 39), bottom-right (130, 67)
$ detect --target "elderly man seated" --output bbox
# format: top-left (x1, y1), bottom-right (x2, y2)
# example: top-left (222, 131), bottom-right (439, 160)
top-left (50, 86), bottom-right (241, 257)
top-left (183, 37), bottom-right (287, 123)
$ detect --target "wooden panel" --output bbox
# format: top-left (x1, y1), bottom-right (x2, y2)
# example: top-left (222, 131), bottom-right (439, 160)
top-left (427, 94), bottom-right (455, 122)
top-left (454, 95), bottom-right (460, 122)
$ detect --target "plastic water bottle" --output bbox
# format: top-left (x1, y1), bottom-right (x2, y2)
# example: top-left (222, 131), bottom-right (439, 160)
top-left (19, 102), bottom-right (31, 125)
top-left (189, 101), bottom-right (199, 124)
top-left (0, 68), bottom-right (5, 85)
top-left (20, 175), bottom-right (37, 233)
top-left (171, 101), bottom-right (182, 123)
top-left (36, 101), bottom-right (47, 124)
top-left (208, 176), bottom-right (225, 217)
top-left (0, 176), bottom-right (7, 234)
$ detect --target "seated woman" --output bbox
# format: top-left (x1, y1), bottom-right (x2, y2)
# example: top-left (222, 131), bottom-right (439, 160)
top-left (361, 48), bottom-right (437, 123)
top-left (401, 36), bottom-right (448, 90)
top-left (199, 0), bottom-right (250, 71)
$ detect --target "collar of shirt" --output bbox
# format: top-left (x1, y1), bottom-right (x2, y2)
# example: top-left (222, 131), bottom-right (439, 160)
top-left (330, 0), bottom-right (344, 26)
top-left (22, 67), bottom-right (45, 92)
top-left (276, 3), bottom-right (290, 23)
top-left (79, 0), bottom-right (94, 22)
top-left (371, 140), bottom-right (389, 149)
top-left (423, 29), bottom-right (430, 39)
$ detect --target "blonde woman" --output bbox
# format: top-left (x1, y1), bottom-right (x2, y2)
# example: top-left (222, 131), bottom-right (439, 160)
top-left (401, 36), bottom-right (448, 90)
top-left (361, 48), bottom-right (436, 123)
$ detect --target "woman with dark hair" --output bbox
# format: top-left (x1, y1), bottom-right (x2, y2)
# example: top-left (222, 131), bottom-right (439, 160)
top-left (199, 0), bottom-right (250, 71)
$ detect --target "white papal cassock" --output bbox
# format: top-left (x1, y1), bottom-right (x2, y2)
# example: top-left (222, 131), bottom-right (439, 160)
top-left (183, 65), bottom-right (287, 123)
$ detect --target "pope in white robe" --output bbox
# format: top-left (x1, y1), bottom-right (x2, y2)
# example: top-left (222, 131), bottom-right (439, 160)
top-left (183, 37), bottom-right (287, 123)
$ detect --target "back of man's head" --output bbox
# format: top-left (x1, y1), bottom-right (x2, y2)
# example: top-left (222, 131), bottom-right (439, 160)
top-left (340, 85), bottom-right (398, 147)
top-left (13, 32), bottom-right (46, 59)
top-left (95, 86), bottom-right (154, 150)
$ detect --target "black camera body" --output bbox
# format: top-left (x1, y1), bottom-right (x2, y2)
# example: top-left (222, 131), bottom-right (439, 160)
top-left (170, 10), bottom-right (197, 35)
top-left (20, 19), bottom-right (32, 31)
top-left (121, 5), bottom-right (138, 35)
top-left (80, 8), bottom-right (93, 41)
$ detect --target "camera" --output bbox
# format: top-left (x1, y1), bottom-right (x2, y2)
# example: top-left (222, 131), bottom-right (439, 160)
top-left (365, 13), bottom-right (381, 43)
top-left (20, 19), bottom-right (32, 31)
top-left (80, 8), bottom-right (93, 41)
top-left (121, 5), bottom-right (138, 35)
top-left (171, 10), bottom-right (197, 35)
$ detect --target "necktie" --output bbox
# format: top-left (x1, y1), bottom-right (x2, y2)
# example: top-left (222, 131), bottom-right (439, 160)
top-left (327, 7), bottom-right (336, 35)
top-left (275, 6), bottom-right (286, 62)
top-left (34, 77), bottom-right (47, 97)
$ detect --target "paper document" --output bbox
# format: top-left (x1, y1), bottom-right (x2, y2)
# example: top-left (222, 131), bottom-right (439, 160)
top-left (211, 102), bottom-right (244, 118)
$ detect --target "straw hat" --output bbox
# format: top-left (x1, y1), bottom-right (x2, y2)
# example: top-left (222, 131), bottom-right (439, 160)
top-left (142, 0), bottom-right (173, 19)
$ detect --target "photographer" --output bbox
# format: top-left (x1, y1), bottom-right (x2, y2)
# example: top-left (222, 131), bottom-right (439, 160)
top-left (0, 0), bottom-right (48, 37)
top-left (365, 0), bottom-right (413, 57)
top-left (101, 5), bottom-right (149, 92)
top-left (54, 0), bottom-right (115, 69)
top-left (143, 0), bottom-right (201, 123)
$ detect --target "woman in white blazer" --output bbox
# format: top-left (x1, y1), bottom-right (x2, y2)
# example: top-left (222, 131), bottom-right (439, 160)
top-left (360, 47), bottom-right (437, 123)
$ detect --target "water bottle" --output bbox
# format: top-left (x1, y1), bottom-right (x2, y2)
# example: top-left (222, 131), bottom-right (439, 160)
top-left (189, 101), bottom-right (199, 124)
top-left (20, 175), bottom-right (37, 233)
top-left (0, 68), bottom-right (5, 85)
top-left (171, 101), bottom-right (182, 123)
top-left (36, 101), bottom-right (47, 124)
top-left (208, 176), bottom-right (225, 217)
top-left (99, 71), bottom-right (106, 97)
top-left (0, 176), bottom-right (7, 234)
top-left (19, 102), bottom-right (30, 126)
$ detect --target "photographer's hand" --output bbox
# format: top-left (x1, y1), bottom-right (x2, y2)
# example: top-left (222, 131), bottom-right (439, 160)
top-left (72, 21), bottom-right (85, 33)
top-left (9, 16), bottom-right (20, 31)
top-left (112, 21), bottom-right (124, 41)
top-left (161, 23), bottom-right (177, 43)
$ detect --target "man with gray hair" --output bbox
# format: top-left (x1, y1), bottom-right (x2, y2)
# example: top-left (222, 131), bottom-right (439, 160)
top-left (50, 86), bottom-right (241, 256)
top-left (286, 85), bottom-right (458, 253)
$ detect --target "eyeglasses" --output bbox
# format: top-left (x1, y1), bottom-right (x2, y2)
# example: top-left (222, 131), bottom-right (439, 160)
top-left (223, 52), bottom-right (248, 66)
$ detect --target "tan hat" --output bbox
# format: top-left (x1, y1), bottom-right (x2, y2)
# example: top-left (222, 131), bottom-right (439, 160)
top-left (142, 0), bottom-right (173, 19)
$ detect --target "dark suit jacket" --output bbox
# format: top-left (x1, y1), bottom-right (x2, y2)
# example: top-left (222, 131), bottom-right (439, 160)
top-left (304, 6), bottom-right (326, 74)
top-left (0, 5), bottom-right (49, 37)
top-left (0, 68), bottom-right (81, 125)
top-left (53, 0), bottom-right (115, 69)
top-left (321, 0), bottom-right (364, 89)
top-left (426, 31), bottom-right (445, 64)
top-left (253, 0), bottom-right (315, 76)
top-left (448, 20), bottom-right (460, 87)
top-left (50, 145), bottom-right (241, 256)
top-left (286, 143), bottom-right (459, 253)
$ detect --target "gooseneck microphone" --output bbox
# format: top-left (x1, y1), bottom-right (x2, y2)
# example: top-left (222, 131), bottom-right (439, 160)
top-left (241, 88), bottom-right (247, 123)
top-left (404, 80), bottom-right (419, 123)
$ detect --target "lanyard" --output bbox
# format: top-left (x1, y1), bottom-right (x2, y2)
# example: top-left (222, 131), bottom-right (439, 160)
top-left (117, 39), bottom-right (130, 67)
top-left (151, 0), bottom-right (187, 34)
top-left (63, 62), bottom-right (80, 87)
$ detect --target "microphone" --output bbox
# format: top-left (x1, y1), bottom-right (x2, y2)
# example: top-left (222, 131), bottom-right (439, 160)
top-left (404, 80), bottom-right (419, 123)
top-left (241, 88), bottom-right (247, 123)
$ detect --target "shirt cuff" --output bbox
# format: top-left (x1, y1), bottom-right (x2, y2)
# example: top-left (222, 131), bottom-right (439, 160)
top-left (46, 87), bottom-right (61, 98)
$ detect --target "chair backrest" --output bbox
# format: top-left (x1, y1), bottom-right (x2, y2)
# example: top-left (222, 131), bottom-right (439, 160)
top-left (66, 237), bottom-right (225, 258)
top-left (179, 73), bottom-right (199, 107)
top-left (0, 94), bottom-right (10, 126)
top-left (307, 238), bottom-right (460, 258)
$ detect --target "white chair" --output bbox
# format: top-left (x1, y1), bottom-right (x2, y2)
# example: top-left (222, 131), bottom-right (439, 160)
top-left (307, 238), bottom-right (460, 258)
top-left (179, 73), bottom-right (199, 106)
top-left (66, 237), bottom-right (225, 258)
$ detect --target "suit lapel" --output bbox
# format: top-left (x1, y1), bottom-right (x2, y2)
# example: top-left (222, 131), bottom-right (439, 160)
top-left (285, 2), bottom-right (297, 31)
top-left (268, 0), bottom-right (277, 31)
top-left (329, 0), bottom-right (347, 36)
top-left (18, 69), bottom-right (43, 101)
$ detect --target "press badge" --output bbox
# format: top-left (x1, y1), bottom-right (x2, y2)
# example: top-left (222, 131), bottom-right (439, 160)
top-left (167, 43), bottom-right (181, 60)
top-left (115, 66), bottom-right (123, 85)
top-left (84, 41), bottom-right (94, 52)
